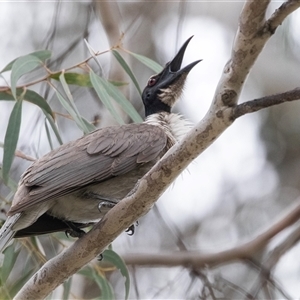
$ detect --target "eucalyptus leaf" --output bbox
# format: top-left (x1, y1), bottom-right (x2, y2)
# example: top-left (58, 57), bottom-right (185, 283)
top-left (0, 89), bottom-right (54, 118)
top-left (127, 51), bottom-right (163, 73)
top-left (0, 168), bottom-right (18, 191)
top-left (51, 72), bottom-right (92, 87)
top-left (112, 50), bottom-right (142, 96)
top-left (1, 244), bottom-right (21, 282)
top-left (1, 50), bottom-right (51, 73)
top-left (10, 55), bottom-right (43, 99)
top-left (92, 269), bottom-right (115, 300)
top-left (55, 90), bottom-right (90, 134)
top-left (90, 70), bottom-right (124, 125)
top-left (44, 112), bottom-right (63, 146)
top-left (59, 73), bottom-right (89, 133)
top-left (97, 77), bottom-right (142, 123)
top-left (2, 99), bottom-right (23, 183)
top-left (102, 249), bottom-right (130, 300)
top-left (8, 267), bottom-right (36, 298)
top-left (63, 277), bottom-right (72, 300)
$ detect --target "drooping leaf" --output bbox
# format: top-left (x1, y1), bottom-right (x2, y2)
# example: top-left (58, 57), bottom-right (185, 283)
top-left (62, 277), bottom-right (72, 300)
top-left (90, 70), bottom-right (124, 125)
top-left (1, 50), bottom-right (51, 73)
top-left (2, 99), bottom-right (23, 183)
top-left (44, 112), bottom-right (63, 146)
top-left (51, 72), bottom-right (92, 87)
top-left (92, 269), bottom-right (115, 300)
top-left (0, 168), bottom-right (18, 191)
top-left (0, 89), bottom-right (54, 119)
top-left (44, 118), bottom-right (54, 150)
top-left (1, 244), bottom-right (21, 282)
top-left (8, 266), bottom-right (36, 298)
top-left (55, 90), bottom-right (90, 134)
top-left (102, 249), bottom-right (130, 300)
top-left (10, 55), bottom-right (44, 99)
top-left (81, 117), bottom-right (96, 132)
top-left (112, 50), bottom-right (142, 96)
top-left (97, 77), bottom-right (142, 123)
top-left (50, 72), bottom-right (129, 88)
top-left (59, 73), bottom-right (90, 133)
top-left (79, 266), bottom-right (115, 300)
top-left (127, 51), bottom-right (163, 73)
top-left (23, 90), bottom-right (54, 118)
top-left (109, 80), bottom-right (129, 87)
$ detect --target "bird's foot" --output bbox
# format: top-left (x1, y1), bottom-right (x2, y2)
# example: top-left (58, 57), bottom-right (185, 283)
top-left (64, 221), bottom-right (86, 238)
top-left (126, 221), bottom-right (139, 236)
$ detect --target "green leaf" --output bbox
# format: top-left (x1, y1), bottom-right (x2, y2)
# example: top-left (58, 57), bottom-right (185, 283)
top-left (109, 80), bottom-right (129, 87)
top-left (44, 112), bottom-right (63, 146)
top-left (62, 277), bottom-right (72, 300)
top-left (97, 77), bottom-right (142, 123)
top-left (1, 244), bottom-right (21, 282)
top-left (78, 266), bottom-right (94, 279)
top-left (102, 249), bottom-right (130, 300)
top-left (90, 70), bottom-right (125, 125)
top-left (8, 266), bottom-right (36, 298)
top-left (0, 89), bottom-right (54, 119)
top-left (59, 73), bottom-right (90, 134)
top-left (81, 117), bottom-right (96, 132)
top-left (51, 72), bottom-right (129, 88)
top-left (112, 50), bottom-right (142, 96)
top-left (44, 118), bottom-right (54, 150)
top-left (0, 168), bottom-right (18, 191)
top-left (51, 72), bottom-right (92, 87)
top-left (79, 266), bottom-right (115, 300)
top-left (10, 55), bottom-right (43, 99)
top-left (2, 99), bottom-right (23, 183)
top-left (1, 50), bottom-right (51, 73)
top-left (92, 269), bottom-right (115, 300)
top-left (23, 90), bottom-right (54, 118)
top-left (55, 91), bottom-right (89, 134)
top-left (127, 51), bottom-right (163, 73)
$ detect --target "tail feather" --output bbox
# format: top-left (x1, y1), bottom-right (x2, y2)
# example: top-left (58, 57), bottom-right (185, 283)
top-left (0, 213), bottom-right (21, 252)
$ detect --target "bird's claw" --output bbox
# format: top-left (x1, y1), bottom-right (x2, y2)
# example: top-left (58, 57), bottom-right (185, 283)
top-left (125, 221), bottom-right (139, 236)
top-left (65, 228), bottom-right (86, 238)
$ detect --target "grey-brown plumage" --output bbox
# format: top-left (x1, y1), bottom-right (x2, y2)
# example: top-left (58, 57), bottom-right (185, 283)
top-left (0, 36), bottom-right (201, 251)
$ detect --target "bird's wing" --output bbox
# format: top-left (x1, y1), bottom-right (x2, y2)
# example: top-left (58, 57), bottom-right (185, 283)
top-left (9, 123), bottom-right (167, 214)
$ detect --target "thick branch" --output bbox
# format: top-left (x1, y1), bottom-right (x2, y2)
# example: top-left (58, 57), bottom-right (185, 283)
top-left (232, 87), bottom-right (300, 119)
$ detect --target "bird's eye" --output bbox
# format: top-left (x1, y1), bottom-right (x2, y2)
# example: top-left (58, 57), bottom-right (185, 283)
top-left (148, 77), bottom-right (156, 87)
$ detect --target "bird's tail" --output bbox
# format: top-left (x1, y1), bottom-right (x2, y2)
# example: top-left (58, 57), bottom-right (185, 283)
top-left (0, 213), bottom-right (21, 252)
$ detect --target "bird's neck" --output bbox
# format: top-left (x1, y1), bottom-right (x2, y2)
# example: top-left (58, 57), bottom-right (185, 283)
top-left (145, 112), bottom-right (192, 148)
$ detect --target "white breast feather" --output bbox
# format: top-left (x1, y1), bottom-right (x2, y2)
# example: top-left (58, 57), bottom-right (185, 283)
top-left (145, 112), bottom-right (192, 143)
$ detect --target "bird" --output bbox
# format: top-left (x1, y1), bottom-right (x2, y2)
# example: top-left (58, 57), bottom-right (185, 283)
top-left (0, 36), bottom-right (201, 252)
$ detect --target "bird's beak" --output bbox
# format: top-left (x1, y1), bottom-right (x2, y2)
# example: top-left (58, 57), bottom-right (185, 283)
top-left (159, 36), bottom-right (201, 86)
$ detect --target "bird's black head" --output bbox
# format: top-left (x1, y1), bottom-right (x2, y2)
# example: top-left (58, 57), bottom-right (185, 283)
top-left (142, 36), bottom-right (201, 117)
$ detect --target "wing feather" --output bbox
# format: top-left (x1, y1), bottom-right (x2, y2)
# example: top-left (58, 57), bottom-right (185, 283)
top-left (9, 123), bottom-right (167, 214)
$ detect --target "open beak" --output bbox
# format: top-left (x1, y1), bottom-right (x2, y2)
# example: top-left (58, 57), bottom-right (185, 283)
top-left (158, 36), bottom-right (202, 87)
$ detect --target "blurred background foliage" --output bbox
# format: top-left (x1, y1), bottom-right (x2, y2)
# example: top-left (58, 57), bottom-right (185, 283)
top-left (0, 1), bottom-right (300, 299)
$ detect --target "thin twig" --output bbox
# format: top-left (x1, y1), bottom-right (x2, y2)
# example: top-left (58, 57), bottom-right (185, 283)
top-left (232, 88), bottom-right (300, 119)
top-left (266, 0), bottom-right (300, 33)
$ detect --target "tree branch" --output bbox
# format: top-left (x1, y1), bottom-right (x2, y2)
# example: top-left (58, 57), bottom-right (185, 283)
top-left (122, 200), bottom-right (300, 268)
top-left (232, 87), bottom-right (300, 119)
top-left (266, 0), bottom-right (300, 32)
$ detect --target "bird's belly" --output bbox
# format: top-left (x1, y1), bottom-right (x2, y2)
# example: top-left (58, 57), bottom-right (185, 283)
top-left (48, 163), bottom-right (154, 223)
